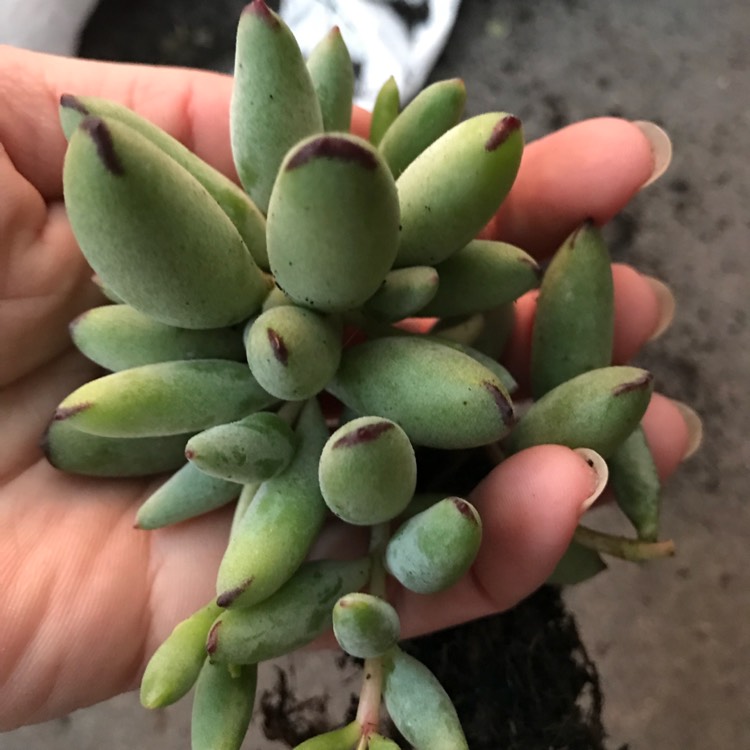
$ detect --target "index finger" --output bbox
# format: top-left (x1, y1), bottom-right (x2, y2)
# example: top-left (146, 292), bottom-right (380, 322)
top-left (1, 45), bottom-right (664, 261)
top-left (482, 117), bottom-right (663, 257)
top-left (347, 105), bottom-right (663, 259)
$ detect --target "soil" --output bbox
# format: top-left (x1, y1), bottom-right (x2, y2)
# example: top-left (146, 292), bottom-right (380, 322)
top-left (395, 588), bottom-right (610, 750)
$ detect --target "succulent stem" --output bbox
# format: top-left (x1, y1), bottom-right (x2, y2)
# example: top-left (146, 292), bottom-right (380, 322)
top-left (573, 524), bottom-right (676, 562)
top-left (343, 309), bottom-right (410, 340)
top-left (276, 398), bottom-right (307, 425)
top-left (367, 522), bottom-right (390, 596)
top-left (483, 440), bottom-right (507, 467)
top-left (354, 523), bottom-right (391, 745)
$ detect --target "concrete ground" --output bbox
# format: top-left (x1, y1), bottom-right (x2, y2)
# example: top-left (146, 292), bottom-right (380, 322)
top-left (3, 0), bottom-right (749, 748)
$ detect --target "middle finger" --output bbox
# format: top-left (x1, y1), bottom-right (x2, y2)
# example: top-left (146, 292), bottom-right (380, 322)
top-left (502, 262), bottom-right (674, 391)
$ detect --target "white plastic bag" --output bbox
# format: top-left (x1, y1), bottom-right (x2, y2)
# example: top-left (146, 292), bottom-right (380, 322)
top-left (279, 0), bottom-right (463, 107)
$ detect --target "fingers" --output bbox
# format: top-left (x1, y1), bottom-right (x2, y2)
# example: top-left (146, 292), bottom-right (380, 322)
top-left (351, 105), bottom-right (371, 139)
top-left (389, 445), bottom-right (600, 638)
top-left (503, 263), bottom-right (670, 392)
top-left (481, 117), bottom-right (667, 257)
top-left (0, 44), bottom-right (662, 263)
top-left (386, 389), bottom-right (695, 640)
top-left (0, 46), bottom-right (235, 198)
top-left (0, 44), bottom-right (665, 257)
top-left (350, 111), bottom-right (660, 258)
top-left (642, 393), bottom-right (699, 480)
top-left (147, 393), bottom-right (692, 649)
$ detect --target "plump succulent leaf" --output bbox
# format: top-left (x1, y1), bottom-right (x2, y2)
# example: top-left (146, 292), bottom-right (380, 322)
top-left (267, 133), bottom-right (400, 312)
top-left (231, 0), bottom-right (323, 212)
top-left (63, 116), bottom-right (269, 329)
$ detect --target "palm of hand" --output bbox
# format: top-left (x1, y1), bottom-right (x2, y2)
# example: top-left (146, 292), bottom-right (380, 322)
top-left (0, 157), bottom-right (161, 716)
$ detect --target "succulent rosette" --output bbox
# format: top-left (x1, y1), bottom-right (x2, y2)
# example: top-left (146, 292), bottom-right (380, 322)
top-left (45, 2), bottom-right (676, 747)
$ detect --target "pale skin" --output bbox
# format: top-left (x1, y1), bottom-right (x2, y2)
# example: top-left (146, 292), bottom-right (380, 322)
top-left (0, 46), bottom-right (691, 731)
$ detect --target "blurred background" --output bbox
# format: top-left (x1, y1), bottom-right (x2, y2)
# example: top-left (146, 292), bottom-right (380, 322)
top-left (2, 0), bottom-right (748, 747)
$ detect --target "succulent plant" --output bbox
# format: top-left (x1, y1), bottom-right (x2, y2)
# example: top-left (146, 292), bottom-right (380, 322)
top-left (44, 1), bottom-right (679, 747)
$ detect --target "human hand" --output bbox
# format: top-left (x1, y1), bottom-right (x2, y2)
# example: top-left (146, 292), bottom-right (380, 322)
top-left (0, 45), bottom-right (695, 730)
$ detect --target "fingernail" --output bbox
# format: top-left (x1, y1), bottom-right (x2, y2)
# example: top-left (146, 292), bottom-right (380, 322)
top-left (574, 448), bottom-right (609, 514)
top-left (671, 399), bottom-right (703, 459)
top-left (632, 120), bottom-right (672, 188)
top-left (644, 274), bottom-right (676, 341)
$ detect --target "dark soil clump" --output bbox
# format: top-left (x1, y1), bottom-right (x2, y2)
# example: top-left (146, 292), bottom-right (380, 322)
top-left (395, 586), bottom-right (608, 749)
top-left (257, 585), bottom-right (610, 750)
